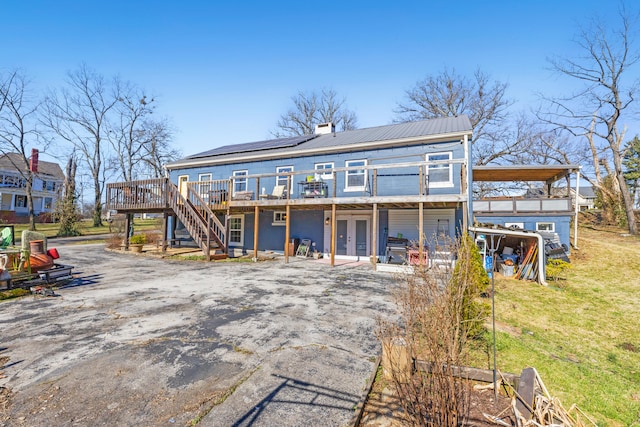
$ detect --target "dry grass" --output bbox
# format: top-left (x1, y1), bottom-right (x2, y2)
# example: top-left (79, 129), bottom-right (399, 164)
top-left (491, 226), bottom-right (640, 426)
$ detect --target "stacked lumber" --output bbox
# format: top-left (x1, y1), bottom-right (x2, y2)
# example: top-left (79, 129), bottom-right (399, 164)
top-left (483, 368), bottom-right (597, 427)
top-left (516, 243), bottom-right (538, 281)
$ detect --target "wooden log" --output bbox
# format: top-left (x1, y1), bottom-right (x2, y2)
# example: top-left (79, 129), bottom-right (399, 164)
top-left (414, 360), bottom-right (520, 388)
top-left (515, 367), bottom-right (536, 420)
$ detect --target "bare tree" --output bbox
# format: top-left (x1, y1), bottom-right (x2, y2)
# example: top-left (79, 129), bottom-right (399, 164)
top-left (273, 88), bottom-right (358, 137)
top-left (543, 7), bottom-right (639, 234)
top-left (107, 83), bottom-right (156, 182)
top-left (0, 70), bottom-right (48, 230)
top-left (140, 118), bottom-right (179, 178)
top-left (395, 68), bottom-right (514, 166)
top-left (42, 65), bottom-right (119, 227)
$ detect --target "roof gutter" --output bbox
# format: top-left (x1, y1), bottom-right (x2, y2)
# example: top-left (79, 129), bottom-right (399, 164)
top-left (468, 226), bottom-right (548, 286)
top-left (165, 130), bottom-right (471, 171)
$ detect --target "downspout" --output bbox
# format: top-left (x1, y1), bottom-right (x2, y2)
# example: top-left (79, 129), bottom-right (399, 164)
top-left (468, 226), bottom-right (548, 286)
top-left (464, 134), bottom-right (472, 225)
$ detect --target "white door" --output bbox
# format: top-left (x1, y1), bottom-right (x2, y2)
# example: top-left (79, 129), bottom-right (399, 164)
top-left (335, 215), bottom-right (370, 259)
top-left (178, 175), bottom-right (189, 202)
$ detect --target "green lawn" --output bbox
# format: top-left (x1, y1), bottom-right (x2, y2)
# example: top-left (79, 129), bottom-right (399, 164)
top-left (9, 218), bottom-right (162, 240)
top-left (492, 226), bottom-right (640, 426)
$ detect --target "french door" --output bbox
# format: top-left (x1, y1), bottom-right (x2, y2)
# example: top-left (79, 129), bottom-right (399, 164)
top-left (335, 215), bottom-right (370, 259)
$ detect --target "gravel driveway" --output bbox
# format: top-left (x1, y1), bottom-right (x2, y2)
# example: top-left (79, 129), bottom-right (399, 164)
top-left (0, 243), bottom-right (396, 426)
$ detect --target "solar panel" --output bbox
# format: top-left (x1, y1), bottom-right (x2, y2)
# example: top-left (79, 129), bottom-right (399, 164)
top-left (187, 134), bottom-right (318, 159)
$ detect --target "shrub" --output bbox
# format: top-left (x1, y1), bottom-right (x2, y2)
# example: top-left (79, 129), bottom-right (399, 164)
top-left (376, 233), bottom-right (490, 427)
top-left (546, 259), bottom-right (572, 281)
top-left (129, 234), bottom-right (146, 245)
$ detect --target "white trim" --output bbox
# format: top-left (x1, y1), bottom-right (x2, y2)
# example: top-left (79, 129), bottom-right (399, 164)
top-left (232, 170), bottom-right (248, 194)
top-left (504, 222), bottom-right (524, 229)
top-left (426, 152), bottom-right (453, 188)
top-left (314, 162), bottom-right (334, 180)
top-left (198, 173), bottom-right (212, 199)
top-left (165, 131), bottom-right (471, 170)
top-left (276, 165), bottom-right (293, 189)
top-left (228, 215), bottom-right (244, 246)
top-left (536, 222), bottom-right (555, 232)
top-left (344, 159), bottom-right (367, 192)
top-left (272, 211), bottom-right (286, 226)
top-left (178, 175), bottom-right (189, 200)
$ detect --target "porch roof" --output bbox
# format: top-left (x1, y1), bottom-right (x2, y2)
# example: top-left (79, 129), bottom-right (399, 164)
top-left (472, 164), bottom-right (581, 184)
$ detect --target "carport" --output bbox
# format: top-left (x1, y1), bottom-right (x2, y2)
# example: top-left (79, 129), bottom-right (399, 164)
top-left (472, 164), bottom-right (582, 249)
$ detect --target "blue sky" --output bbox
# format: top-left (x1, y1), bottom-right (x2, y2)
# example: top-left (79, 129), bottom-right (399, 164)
top-left (2, 1), bottom-right (633, 159)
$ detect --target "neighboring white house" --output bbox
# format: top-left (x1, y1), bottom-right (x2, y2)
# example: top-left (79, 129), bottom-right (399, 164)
top-left (0, 153), bottom-right (64, 218)
top-left (573, 186), bottom-right (596, 211)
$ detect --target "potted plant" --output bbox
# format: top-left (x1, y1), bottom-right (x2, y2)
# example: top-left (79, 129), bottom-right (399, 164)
top-left (129, 234), bottom-right (146, 253)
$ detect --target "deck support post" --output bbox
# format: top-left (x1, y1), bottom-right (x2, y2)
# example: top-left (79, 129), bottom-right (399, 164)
top-left (330, 204), bottom-right (336, 267)
top-left (253, 205), bottom-right (259, 261)
top-left (170, 214), bottom-right (177, 248)
top-left (124, 214), bottom-right (132, 249)
top-left (285, 204), bottom-right (291, 264)
top-left (162, 212), bottom-right (169, 253)
top-left (371, 203), bottom-right (378, 268)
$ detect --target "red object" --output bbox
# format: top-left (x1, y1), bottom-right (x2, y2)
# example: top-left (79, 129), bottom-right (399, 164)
top-left (47, 248), bottom-right (60, 259)
top-left (30, 149), bottom-right (39, 172)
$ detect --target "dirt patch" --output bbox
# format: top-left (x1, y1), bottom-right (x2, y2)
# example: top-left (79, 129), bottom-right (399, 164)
top-left (359, 379), bottom-right (514, 426)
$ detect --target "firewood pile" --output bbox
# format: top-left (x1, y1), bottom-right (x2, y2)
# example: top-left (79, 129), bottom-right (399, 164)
top-left (482, 368), bottom-right (597, 427)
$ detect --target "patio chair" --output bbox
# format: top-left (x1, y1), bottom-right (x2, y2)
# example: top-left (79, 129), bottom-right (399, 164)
top-left (259, 185), bottom-right (285, 200)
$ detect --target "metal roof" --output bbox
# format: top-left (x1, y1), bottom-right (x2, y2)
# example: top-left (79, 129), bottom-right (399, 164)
top-left (186, 134), bottom-right (318, 159)
top-left (166, 116), bottom-right (473, 169)
top-left (473, 164), bottom-right (581, 183)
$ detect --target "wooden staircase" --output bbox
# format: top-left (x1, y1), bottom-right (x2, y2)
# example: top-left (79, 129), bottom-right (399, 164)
top-left (166, 181), bottom-right (227, 259)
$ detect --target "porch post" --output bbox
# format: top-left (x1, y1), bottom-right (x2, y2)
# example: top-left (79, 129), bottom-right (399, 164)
top-left (162, 212), bottom-right (169, 253)
top-left (330, 204), bottom-right (336, 267)
top-left (285, 204), bottom-right (291, 263)
top-left (124, 214), bottom-right (131, 250)
top-left (419, 202), bottom-right (424, 263)
top-left (371, 203), bottom-right (378, 268)
top-left (253, 205), bottom-right (259, 261)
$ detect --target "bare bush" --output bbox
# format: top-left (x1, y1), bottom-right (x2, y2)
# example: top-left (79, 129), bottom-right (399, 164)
top-left (377, 234), bottom-right (489, 426)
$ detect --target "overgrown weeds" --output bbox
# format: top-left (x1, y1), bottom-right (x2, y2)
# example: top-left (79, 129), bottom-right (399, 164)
top-left (376, 234), bottom-right (489, 426)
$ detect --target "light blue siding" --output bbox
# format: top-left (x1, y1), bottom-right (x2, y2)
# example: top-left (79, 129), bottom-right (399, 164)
top-left (169, 140), bottom-right (464, 198)
top-left (475, 215), bottom-right (572, 251)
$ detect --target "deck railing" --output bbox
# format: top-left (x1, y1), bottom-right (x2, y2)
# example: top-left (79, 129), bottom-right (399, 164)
top-left (107, 159), bottom-right (466, 213)
top-left (187, 159), bottom-right (465, 205)
top-left (473, 197), bottom-right (572, 213)
top-left (106, 178), bottom-right (169, 211)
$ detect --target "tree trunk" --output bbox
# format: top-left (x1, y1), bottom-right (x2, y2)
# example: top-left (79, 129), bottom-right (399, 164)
top-left (618, 170), bottom-right (637, 234)
top-left (93, 185), bottom-right (102, 227)
top-left (26, 180), bottom-right (36, 231)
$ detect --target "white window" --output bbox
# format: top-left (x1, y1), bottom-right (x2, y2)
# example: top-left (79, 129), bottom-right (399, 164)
top-left (505, 222), bottom-right (524, 229)
top-left (198, 173), bottom-right (212, 199)
top-left (228, 215), bottom-right (244, 246)
top-left (345, 159), bottom-right (367, 191)
top-left (15, 195), bottom-right (27, 208)
top-left (232, 170), bottom-right (248, 194)
top-left (44, 197), bottom-right (53, 210)
top-left (315, 162), bottom-right (334, 180)
top-left (276, 166), bottom-right (293, 190)
top-left (272, 211), bottom-right (287, 226)
top-left (426, 152), bottom-right (453, 188)
top-left (536, 222), bottom-right (555, 232)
